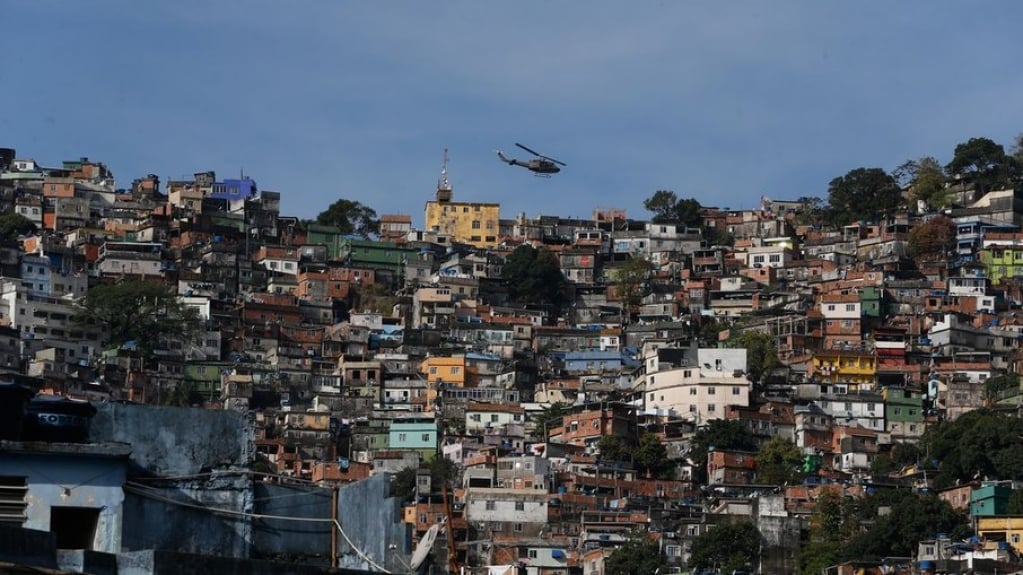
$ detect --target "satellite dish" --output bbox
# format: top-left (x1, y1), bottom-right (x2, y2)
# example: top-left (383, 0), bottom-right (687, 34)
top-left (410, 523), bottom-right (441, 571)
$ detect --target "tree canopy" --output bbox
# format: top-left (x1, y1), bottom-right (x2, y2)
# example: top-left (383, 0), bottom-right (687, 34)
top-left (947, 137), bottom-right (1015, 195)
top-left (921, 409), bottom-right (1023, 488)
top-left (604, 531), bottom-right (666, 575)
top-left (688, 520), bottom-right (761, 574)
top-left (314, 198), bottom-right (380, 238)
top-left (894, 156), bottom-right (950, 211)
top-left (72, 280), bottom-right (201, 358)
top-left (688, 419), bottom-right (758, 483)
top-left (725, 329), bottom-right (779, 386)
top-left (754, 437), bottom-right (805, 486)
top-left (500, 244), bottom-right (569, 314)
top-left (598, 433), bottom-right (675, 480)
top-left (531, 402), bottom-right (568, 440)
top-left (610, 255), bottom-right (653, 324)
top-left (643, 190), bottom-right (702, 227)
top-left (389, 456), bottom-right (460, 500)
top-left (907, 215), bottom-right (955, 262)
top-left (798, 489), bottom-right (967, 571)
top-left (0, 213), bottom-right (38, 242)
top-left (826, 167), bottom-right (903, 227)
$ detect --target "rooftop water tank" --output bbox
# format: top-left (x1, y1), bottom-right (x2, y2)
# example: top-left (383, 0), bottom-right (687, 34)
top-left (22, 395), bottom-right (97, 443)
top-left (0, 383), bottom-right (36, 440)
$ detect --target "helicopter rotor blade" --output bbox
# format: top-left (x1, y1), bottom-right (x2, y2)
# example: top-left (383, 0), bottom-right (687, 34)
top-left (545, 157), bottom-right (567, 167)
top-left (515, 143), bottom-right (544, 158)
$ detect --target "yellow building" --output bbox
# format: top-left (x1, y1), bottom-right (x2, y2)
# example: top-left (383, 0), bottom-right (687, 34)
top-left (420, 355), bottom-right (468, 411)
top-left (977, 516), bottom-right (1023, 554)
top-left (811, 349), bottom-right (877, 391)
top-left (423, 157), bottom-right (500, 249)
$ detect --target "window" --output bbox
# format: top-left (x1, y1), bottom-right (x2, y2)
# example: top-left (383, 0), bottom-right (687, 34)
top-left (689, 388), bottom-right (697, 395)
top-left (514, 523), bottom-right (523, 532)
top-left (485, 500), bottom-right (495, 510)
top-left (421, 433), bottom-right (430, 442)
top-left (0, 476), bottom-right (28, 525)
top-left (398, 433), bottom-right (407, 441)
top-left (708, 387), bottom-right (716, 395)
top-left (528, 550), bottom-right (538, 559)
top-left (732, 386), bottom-right (741, 395)
top-left (845, 304), bottom-right (855, 311)
top-left (515, 501), bottom-right (525, 511)
top-left (707, 404), bottom-right (715, 412)
top-left (472, 220), bottom-right (481, 229)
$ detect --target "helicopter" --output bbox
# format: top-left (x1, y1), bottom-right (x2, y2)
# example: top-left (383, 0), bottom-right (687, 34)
top-left (496, 143), bottom-right (566, 176)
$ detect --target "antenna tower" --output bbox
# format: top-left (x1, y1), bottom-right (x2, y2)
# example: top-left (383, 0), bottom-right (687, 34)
top-left (439, 148), bottom-right (452, 192)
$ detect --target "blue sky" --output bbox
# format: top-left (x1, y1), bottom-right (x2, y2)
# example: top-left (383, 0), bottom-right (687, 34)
top-left (4, 1), bottom-right (1023, 225)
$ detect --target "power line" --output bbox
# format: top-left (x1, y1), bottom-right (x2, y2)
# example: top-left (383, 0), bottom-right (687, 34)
top-left (123, 483), bottom-right (392, 573)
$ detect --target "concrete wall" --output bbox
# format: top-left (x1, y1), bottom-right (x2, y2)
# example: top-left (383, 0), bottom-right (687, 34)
top-left (91, 403), bottom-right (254, 476)
top-left (121, 476), bottom-right (252, 558)
top-left (336, 474), bottom-right (411, 573)
top-left (117, 549), bottom-right (377, 575)
top-left (0, 524), bottom-right (59, 569)
top-left (756, 495), bottom-right (801, 575)
top-left (0, 451), bottom-right (125, 553)
top-left (252, 483), bottom-right (333, 563)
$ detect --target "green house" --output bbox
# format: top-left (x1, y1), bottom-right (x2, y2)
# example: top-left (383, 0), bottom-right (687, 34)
top-left (971, 484), bottom-right (1012, 518)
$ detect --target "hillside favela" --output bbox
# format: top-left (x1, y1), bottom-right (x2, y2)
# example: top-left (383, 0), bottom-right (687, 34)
top-left (5, 137), bottom-right (1023, 575)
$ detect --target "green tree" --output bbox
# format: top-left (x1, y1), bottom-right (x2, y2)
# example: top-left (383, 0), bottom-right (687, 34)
top-left (688, 419), bottom-right (758, 483)
top-left (72, 280), bottom-right (201, 358)
top-left (754, 437), bottom-right (804, 486)
top-left (0, 213), bottom-right (37, 242)
top-left (826, 167), bottom-right (903, 227)
top-left (869, 441), bottom-right (922, 476)
top-left (597, 435), bottom-right (630, 462)
top-left (921, 409), bottom-right (1023, 488)
top-left (947, 137), bottom-right (1014, 195)
top-left (531, 402), bottom-right (568, 439)
top-left (1011, 132), bottom-right (1023, 169)
top-left (389, 457), bottom-right (460, 499)
top-left (165, 382), bottom-right (204, 407)
top-left (643, 190), bottom-right (703, 227)
top-left (845, 491), bottom-right (967, 560)
top-left (983, 373), bottom-right (1019, 400)
top-left (904, 155), bottom-right (949, 209)
top-left (796, 490), bottom-right (862, 574)
top-left (604, 530), bottom-right (666, 575)
top-left (390, 466), bottom-right (417, 500)
top-left (688, 521), bottom-right (761, 574)
top-left (634, 433), bottom-right (675, 479)
top-left (1008, 489), bottom-right (1023, 514)
top-left (907, 215), bottom-right (955, 262)
top-left (611, 255), bottom-right (653, 324)
top-left (315, 198), bottom-right (380, 238)
top-left (793, 196), bottom-right (827, 228)
top-left (727, 329), bottom-right (780, 387)
top-left (500, 245), bottom-right (569, 314)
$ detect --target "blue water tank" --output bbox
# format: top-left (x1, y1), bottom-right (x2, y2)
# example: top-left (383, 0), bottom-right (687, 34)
top-left (919, 560), bottom-right (935, 572)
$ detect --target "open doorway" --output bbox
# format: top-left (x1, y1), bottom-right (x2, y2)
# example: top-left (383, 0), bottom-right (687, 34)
top-left (50, 506), bottom-right (99, 549)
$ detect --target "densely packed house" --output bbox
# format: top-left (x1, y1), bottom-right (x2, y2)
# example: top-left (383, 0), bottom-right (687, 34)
top-left (3, 145), bottom-right (1023, 574)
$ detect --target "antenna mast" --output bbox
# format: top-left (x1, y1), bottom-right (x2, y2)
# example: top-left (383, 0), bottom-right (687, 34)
top-left (439, 148), bottom-right (452, 192)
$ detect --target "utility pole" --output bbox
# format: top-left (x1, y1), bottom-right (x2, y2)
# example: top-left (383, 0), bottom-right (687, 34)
top-left (331, 485), bottom-right (339, 567)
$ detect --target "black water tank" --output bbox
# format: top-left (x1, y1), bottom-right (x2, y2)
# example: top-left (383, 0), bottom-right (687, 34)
top-left (0, 148), bottom-right (14, 170)
top-left (23, 395), bottom-right (97, 443)
top-left (0, 383), bottom-right (36, 440)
